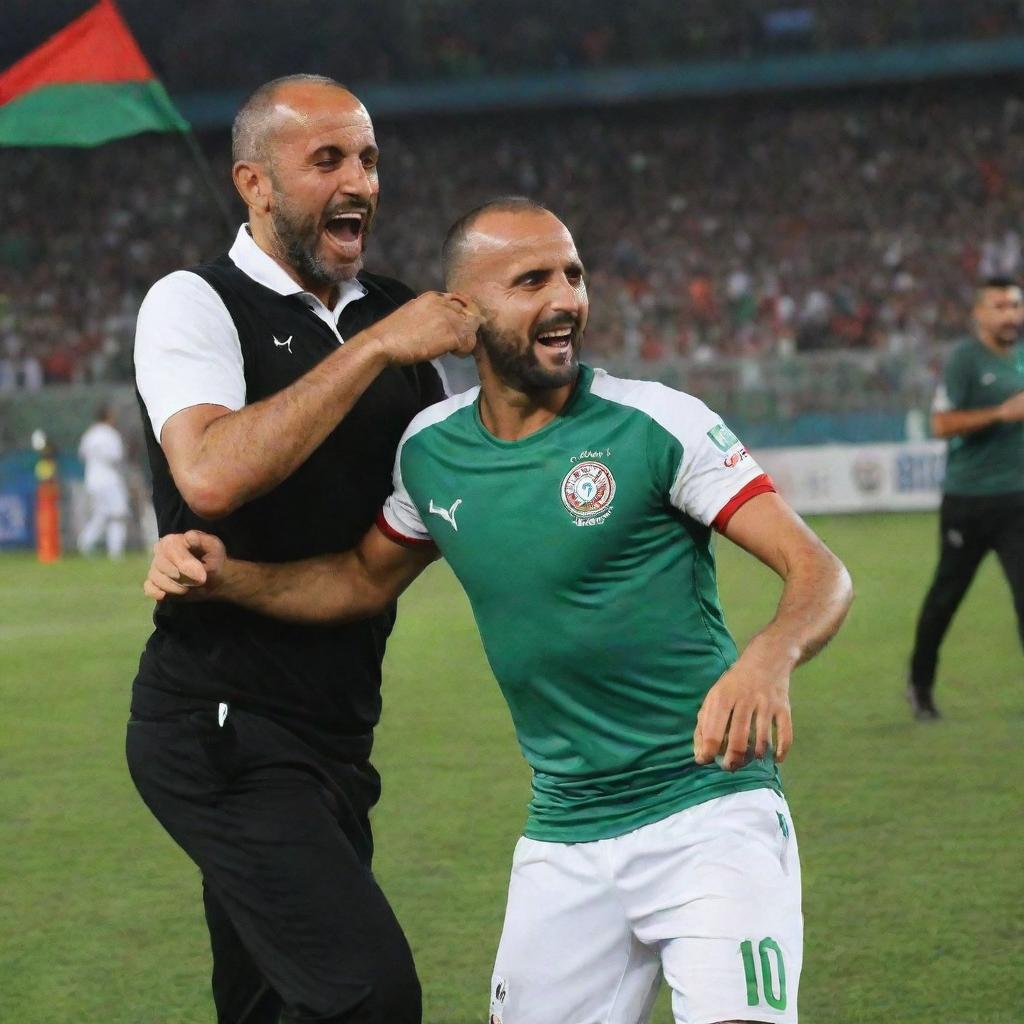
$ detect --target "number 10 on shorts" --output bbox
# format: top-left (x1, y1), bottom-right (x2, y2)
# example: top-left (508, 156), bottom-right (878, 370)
top-left (739, 937), bottom-right (787, 1010)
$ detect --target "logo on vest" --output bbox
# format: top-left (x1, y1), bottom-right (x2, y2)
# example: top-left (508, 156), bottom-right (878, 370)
top-left (273, 335), bottom-right (293, 353)
top-left (561, 460), bottom-right (615, 526)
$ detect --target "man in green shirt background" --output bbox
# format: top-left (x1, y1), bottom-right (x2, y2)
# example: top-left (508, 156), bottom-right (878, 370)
top-left (908, 276), bottom-right (1024, 720)
top-left (144, 199), bottom-right (853, 1024)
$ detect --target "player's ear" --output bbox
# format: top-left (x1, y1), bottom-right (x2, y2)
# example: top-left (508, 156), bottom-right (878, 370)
top-left (232, 161), bottom-right (270, 213)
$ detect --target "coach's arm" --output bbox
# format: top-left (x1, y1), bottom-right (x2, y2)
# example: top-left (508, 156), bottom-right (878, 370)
top-left (156, 293), bottom-right (480, 520)
top-left (144, 527), bottom-right (437, 622)
top-left (693, 492), bottom-right (853, 772)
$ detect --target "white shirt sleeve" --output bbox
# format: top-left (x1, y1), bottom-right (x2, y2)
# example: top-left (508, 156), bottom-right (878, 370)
top-left (667, 403), bottom-right (766, 526)
top-left (379, 440), bottom-right (432, 544)
top-left (135, 271), bottom-right (246, 441)
top-left (588, 371), bottom-right (766, 528)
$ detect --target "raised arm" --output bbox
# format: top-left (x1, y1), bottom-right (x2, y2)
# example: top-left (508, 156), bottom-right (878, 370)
top-left (149, 291), bottom-right (479, 520)
top-left (694, 492), bottom-right (853, 771)
top-left (145, 525), bottom-right (438, 624)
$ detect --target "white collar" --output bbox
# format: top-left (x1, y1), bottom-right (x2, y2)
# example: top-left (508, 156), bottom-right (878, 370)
top-left (228, 224), bottom-right (367, 314)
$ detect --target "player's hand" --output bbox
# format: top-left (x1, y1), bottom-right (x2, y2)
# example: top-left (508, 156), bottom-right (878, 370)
top-left (693, 659), bottom-right (793, 771)
top-left (997, 390), bottom-right (1024, 423)
top-left (365, 291), bottom-right (482, 365)
top-left (143, 530), bottom-right (226, 602)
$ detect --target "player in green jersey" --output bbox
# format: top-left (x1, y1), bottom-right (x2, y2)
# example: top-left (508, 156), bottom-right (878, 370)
top-left (145, 199), bottom-right (852, 1024)
top-left (907, 276), bottom-right (1024, 720)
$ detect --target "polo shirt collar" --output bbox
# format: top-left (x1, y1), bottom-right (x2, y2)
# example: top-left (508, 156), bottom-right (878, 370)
top-left (228, 224), bottom-right (367, 315)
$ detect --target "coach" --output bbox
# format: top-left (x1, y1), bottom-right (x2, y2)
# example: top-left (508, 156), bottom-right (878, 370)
top-left (127, 75), bottom-right (479, 1024)
top-left (908, 276), bottom-right (1024, 719)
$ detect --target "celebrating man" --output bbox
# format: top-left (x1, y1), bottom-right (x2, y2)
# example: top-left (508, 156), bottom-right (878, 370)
top-left (129, 75), bottom-right (479, 1024)
top-left (146, 198), bottom-right (852, 1024)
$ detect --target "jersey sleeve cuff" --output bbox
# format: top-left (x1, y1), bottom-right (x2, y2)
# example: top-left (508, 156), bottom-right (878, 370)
top-left (712, 473), bottom-right (776, 533)
top-left (375, 511), bottom-right (435, 548)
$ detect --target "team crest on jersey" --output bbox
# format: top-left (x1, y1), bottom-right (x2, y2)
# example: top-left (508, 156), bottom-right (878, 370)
top-left (561, 460), bottom-right (615, 526)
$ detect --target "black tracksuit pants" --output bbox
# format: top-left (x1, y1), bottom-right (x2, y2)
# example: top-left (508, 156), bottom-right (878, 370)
top-left (910, 492), bottom-right (1024, 691)
top-left (126, 686), bottom-right (420, 1024)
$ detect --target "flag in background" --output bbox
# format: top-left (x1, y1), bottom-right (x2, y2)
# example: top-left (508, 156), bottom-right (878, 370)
top-left (0, 0), bottom-right (188, 146)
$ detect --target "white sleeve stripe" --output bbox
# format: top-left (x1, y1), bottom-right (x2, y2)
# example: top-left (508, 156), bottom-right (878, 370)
top-left (377, 507), bottom-right (433, 545)
top-left (384, 387), bottom-right (479, 543)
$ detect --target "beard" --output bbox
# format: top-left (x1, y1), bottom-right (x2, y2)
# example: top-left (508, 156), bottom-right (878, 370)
top-left (478, 318), bottom-right (582, 392)
top-left (995, 325), bottom-right (1021, 348)
top-left (269, 182), bottom-right (375, 287)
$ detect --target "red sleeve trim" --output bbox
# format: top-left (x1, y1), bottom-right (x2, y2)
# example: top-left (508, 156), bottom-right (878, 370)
top-left (375, 511), bottom-right (435, 548)
top-left (712, 473), bottom-right (776, 533)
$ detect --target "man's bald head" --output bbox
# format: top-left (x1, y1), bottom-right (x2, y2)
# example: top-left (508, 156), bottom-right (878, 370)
top-left (441, 197), bottom-right (552, 289)
top-left (231, 74), bottom-right (357, 165)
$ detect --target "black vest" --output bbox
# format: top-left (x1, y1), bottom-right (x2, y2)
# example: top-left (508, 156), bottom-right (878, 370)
top-left (134, 256), bottom-right (444, 759)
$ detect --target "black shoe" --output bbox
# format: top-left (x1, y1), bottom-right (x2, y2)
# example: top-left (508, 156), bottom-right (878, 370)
top-left (905, 683), bottom-right (941, 721)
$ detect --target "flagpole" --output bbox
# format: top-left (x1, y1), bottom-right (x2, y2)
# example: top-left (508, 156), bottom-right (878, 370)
top-left (180, 128), bottom-right (237, 241)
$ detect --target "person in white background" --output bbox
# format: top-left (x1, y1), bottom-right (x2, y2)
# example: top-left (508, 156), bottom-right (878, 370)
top-left (77, 404), bottom-right (130, 558)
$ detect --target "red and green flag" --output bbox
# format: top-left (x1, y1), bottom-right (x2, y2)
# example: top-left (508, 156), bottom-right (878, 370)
top-left (0, 0), bottom-right (188, 147)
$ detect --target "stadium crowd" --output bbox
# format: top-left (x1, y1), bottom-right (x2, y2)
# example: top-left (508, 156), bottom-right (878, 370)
top-left (5, 0), bottom-right (1021, 89)
top-left (1, 86), bottom-right (1022, 414)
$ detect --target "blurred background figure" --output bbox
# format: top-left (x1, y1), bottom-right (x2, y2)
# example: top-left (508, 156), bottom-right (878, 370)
top-left (76, 403), bottom-right (129, 558)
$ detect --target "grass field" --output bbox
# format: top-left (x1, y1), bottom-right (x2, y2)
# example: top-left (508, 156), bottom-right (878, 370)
top-left (1, 511), bottom-right (1021, 1024)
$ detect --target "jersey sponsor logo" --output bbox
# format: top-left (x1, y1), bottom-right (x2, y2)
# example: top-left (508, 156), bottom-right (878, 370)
top-left (724, 447), bottom-right (750, 468)
top-left (273, 334), bottom-right (293, 353)
top-left (980, 372), bottom-right (997, 385)
top-left (561, 460), bottom-right (615, 526)
top-left (428, 497), bottom-right (462, 531)
top-left (707, 423), bottom-right (740, 452)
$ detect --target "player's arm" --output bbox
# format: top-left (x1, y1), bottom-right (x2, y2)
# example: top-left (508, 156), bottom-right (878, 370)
top-left (141, 283), bottom-right (479, 521)
top-left (694, 492), bottom-right (853, 771)
top-left (931, 391), bottom-right (1024, 438)
top-left (144, 526), bottom-right (437, 624)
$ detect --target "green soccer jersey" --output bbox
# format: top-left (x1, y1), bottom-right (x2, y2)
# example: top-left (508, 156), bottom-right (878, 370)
top-left (932, 337), bottom-right (1024, 496)
top-left (380, 365), bottom-right (781, 842)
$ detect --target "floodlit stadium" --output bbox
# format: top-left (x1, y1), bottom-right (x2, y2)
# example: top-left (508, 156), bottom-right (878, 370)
top-left (1, 3), bottom-right (1021, 1023)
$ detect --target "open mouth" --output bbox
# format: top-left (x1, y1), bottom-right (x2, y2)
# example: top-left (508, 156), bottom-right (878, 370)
top-left (323, 211), bottom-right (366, 248)
top-left (534, 325), bottom-right (575, 349)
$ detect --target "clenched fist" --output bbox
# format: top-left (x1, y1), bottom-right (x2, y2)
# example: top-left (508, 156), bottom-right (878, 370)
top-left (367, 291), bottom-right (482, 366)
top-left (144, 530), bottom-right (226, 602)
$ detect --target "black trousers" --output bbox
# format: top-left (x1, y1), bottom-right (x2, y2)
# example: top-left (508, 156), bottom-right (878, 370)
top-left (126, 688), bottom-right (420, 1024)
top-left (910, 492), bottom-right (1024, 690)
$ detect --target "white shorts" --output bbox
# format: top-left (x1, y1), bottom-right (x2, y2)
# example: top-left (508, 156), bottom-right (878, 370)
top-left (489, 789), bottom-right (801, 1024)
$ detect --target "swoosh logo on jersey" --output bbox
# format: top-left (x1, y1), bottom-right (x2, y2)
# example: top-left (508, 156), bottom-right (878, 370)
top-left (429, 498), bottom-right (462, 531)
top-left (273, 335), bottom-right (293, 353)
top-left (980, 372), bottom-right (996, 385)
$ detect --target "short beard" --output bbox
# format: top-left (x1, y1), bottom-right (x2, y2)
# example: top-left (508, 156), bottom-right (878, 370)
top-left (478, 322), bottom-right (581, 392)
top-left (268, 173), bottom-right (373, 287)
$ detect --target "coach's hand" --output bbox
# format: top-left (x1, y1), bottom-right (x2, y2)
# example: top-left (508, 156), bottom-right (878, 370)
top-left (366, 291), bottom-right (482, 365)
top-left (693, 658), bottom-right (793, 772)
top-left (144, 530), bottom-right (227, 602)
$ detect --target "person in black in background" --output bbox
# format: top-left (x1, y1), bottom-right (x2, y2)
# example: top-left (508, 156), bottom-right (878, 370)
top-left (128, 74), bottom-right (480, 1024)
top-left (908, 277), bottom-right (1024, 720)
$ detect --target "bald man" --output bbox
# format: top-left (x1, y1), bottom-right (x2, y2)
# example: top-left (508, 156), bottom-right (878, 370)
top-left (128, 75), bottom-right (479, 1024)
top-left (145, 198), bottom-right (853, 1024)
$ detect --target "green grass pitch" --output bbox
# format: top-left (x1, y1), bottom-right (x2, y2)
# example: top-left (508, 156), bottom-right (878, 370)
top-left (1, 512), bottom-right (1021, 1024)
